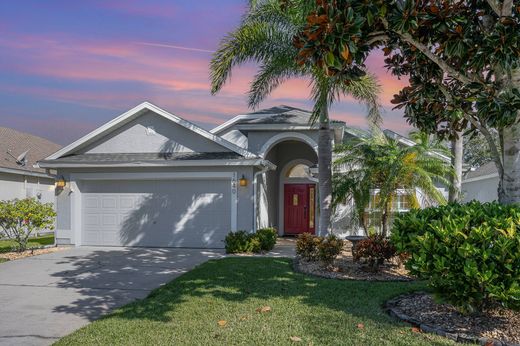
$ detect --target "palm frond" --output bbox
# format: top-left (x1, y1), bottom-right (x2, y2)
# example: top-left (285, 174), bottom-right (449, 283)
top-left (248, 54), bottom-right (302, 108)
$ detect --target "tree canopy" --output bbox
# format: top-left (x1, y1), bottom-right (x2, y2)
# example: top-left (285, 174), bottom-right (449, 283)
top-left (286, 0), bottom-right (520, 202)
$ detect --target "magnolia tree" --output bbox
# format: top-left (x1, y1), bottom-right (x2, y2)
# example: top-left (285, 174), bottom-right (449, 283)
top-left (285, 0), bottom-right (520, 203)
top-left (0, 198), bottom-right (56, 252)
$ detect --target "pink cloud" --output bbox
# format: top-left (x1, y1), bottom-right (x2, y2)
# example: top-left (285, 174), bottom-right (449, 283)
top-left (0, 85), bottom-right (141, 110)
top-left (0, 34), bottom-right (213, 92)
top-left (365, 51), bottom-right (409, 106)
top-left (0, 32), bottom-right (410, 135)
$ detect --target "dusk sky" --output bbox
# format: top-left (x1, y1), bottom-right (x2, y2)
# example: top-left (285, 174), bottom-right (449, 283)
top-left (0, 1), bottom-right (411, 145)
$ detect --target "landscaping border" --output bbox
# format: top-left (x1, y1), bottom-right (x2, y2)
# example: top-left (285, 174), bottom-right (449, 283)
top-left (384, 293), bottom-right (520, 346)
top-left (292, 257), bottom-right (414, 282)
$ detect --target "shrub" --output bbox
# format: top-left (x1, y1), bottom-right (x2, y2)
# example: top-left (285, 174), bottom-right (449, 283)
top-left (392, 201), bottom-right (520, 313)
top-left (225, 231), bottom-right (254, 253)
top-left (296, 233), bottom-right (322, 261)
top-left (0, 198), bottom-right (56, 252)
top-left (248, 235), bottom-right (262, 253)
top-left (256, 227), bottom-right (277, 251)
top-left (317, 234), bottom-right (344, 267)
top-left (225, 228), bottom-right (278, 254)
top-left (353, 235), bottom-right (396, 271)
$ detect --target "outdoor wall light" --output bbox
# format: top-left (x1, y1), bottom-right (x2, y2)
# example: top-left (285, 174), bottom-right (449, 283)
top-left (239, 174), bottom-right (248, 187)
top-left (56, 176), bottom-right (66, 188)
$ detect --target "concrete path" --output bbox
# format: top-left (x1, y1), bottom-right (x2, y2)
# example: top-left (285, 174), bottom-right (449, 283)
top-left (0, 247), bottom-right (224, 346)
top-left (271, 237), bottom-right (296, 257)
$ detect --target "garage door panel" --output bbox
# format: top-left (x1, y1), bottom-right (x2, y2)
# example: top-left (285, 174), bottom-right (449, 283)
top-left (119, 196), bottom-right (135, 209)
top-left (101, 196), bottom-right (117, 209)
top-left (101, 230), bottom-right (120, 245)
top-left (101, 214), bottom-right (118, 226)
top-left (81, 179), bottom-right (231, 248)
top-left (84, 214), bottom-right (100, 227)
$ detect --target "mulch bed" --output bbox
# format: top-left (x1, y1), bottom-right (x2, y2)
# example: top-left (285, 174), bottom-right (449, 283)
top-left (0, 246), bottom-right (66, 262)
top-left (385, 292), bottom-right (520, 346)
top-left (294, 243), bottom-right (413, 281)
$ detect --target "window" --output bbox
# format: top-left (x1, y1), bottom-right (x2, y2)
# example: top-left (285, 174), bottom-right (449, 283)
top-left (286, 164), bottom-right (311, 178)
top-left (365, 190), bottom-right (413, 231)
top-left (368, 190), bottom-right (411, 212)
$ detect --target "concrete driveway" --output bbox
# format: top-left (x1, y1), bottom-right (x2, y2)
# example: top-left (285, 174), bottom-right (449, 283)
top-left (0, 247), bottom-right (224, 346)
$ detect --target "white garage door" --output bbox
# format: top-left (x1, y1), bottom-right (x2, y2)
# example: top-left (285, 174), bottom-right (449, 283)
top-left (80, 179), bottom-right (231, 248)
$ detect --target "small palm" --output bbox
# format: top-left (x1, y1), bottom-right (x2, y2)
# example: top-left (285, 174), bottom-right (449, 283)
top-left (333, 131), bottom-right (453, 235)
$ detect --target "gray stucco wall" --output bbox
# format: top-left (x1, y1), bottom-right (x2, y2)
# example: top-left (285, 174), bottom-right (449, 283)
top-left (54, 166), bottom-right (255, 245)
top-left (0, 172), bottom-right (55, 204)
top-left (462, 176), bottom-right (499, 203)
top-left (80, 111), bottom-right (231, 154)
top-left (0, 173), bottom-right (24, 201)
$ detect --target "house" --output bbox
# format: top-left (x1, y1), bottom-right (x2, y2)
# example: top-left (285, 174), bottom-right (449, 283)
top-left (461, 162), bottom-right (499, 202)
top-left (0, 127), bottom-right (60, 204)
top-left (38, 102), bottom-right (444, 248)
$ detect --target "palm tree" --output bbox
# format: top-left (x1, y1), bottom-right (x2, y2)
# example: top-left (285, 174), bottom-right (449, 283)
top-left (333, 131), bottom-right (453, 236)
top-left (210, 0), bottom-right (381, 234)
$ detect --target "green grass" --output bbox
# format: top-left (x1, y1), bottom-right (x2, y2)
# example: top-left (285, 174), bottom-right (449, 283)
top-left (56, 258), bottom-right (454, 346)
top-left (0, 234), bottom-right (54, 253)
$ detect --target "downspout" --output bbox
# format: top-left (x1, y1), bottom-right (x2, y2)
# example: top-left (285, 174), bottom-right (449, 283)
top-left (253, 160), bottom-right (274, 232)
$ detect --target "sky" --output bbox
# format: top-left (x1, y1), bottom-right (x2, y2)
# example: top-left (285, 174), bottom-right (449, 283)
top-left (0, 0), bottom-right (411, 145)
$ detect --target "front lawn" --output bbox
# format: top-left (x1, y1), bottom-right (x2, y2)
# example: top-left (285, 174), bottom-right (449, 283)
top-left (0, 234), bottom-right (54, 253)
top-left (56, 257), bottom-right (454, 345)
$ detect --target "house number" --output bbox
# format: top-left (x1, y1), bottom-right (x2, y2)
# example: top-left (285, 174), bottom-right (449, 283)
top-left (293, 194), bottom-right (298, 206)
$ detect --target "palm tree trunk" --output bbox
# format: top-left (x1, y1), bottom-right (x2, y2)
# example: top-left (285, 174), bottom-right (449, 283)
top-left (318, 108), bottom-right (332, 235)
top-left (449, 132), bottom-right (463, 202)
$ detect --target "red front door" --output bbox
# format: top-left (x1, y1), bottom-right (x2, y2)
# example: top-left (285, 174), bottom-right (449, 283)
top-left (284, 184), bottom-right (316, 235)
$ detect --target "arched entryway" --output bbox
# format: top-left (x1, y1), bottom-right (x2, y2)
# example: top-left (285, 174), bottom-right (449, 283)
top-left (279, 159), bottom-right (318, 235)
top-left (255, 135), bottom-right (318, 235)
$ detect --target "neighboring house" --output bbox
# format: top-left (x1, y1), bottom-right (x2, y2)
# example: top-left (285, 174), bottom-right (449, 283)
top-left (0, 127), bottom-right (60, 204)
top-left (461, 162), bottom-right (499, 202)
top-left (39, 102), bottom-right (447, 248)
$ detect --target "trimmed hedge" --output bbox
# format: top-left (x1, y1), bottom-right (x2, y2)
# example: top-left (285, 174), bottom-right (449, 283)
top-left (225, 228), bottom-right (278, 254)
top-left (391, 201), bottom-right (520, 313)
top-left (256, 227), bottom-right (277, 251)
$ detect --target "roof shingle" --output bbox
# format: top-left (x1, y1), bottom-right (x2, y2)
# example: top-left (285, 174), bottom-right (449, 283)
top-left (464, 161), bottom-right (498, 180)
top-left (0, 127), bottom-right (61, 174)
top-left (39, 152), bottom-right (243, 165)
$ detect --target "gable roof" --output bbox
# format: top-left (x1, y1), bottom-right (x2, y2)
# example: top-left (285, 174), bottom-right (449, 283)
top-left (0, 127), bottom-right (61, 177)
top-left (463, 161), bottom-right (498, 181)
top-left (211, 105), bottom-right (345, 134)
top-left (44, 102), bottom-right (257, 161)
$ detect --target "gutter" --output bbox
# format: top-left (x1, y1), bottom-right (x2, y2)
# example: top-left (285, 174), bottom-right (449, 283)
top-left (37, 158), bottom-right (275, 169)
top-left (0, 166), bottom-right (55, 179)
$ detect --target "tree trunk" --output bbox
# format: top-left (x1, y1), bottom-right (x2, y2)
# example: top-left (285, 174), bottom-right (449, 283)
top-left (318, 109), bottom-right (332, 235)
top-left (381, 204), bottom-right (389, 237)
top-left (500, 68), bottom-right (520, 204)
top-left (501, 124), bottom-right (520, 203)
top-left (449, 132), bottom-right (463, 202)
